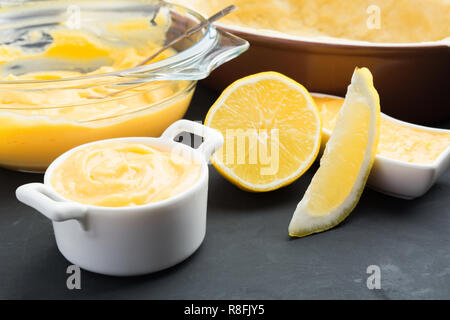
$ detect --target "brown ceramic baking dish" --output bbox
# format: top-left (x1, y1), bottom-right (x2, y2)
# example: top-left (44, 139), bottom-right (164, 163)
top-left (203, 24), bottom-right (450, 125)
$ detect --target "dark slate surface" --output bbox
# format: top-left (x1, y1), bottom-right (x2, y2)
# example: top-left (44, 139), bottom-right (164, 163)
top-left (0, 84), bottom-right (449, 299)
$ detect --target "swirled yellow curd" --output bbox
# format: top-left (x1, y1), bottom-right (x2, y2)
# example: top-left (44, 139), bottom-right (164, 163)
top-left (51, 142), bottom-right (201, 207)
top-left (0, 18), bottom-right (193, 171)
top-left (314, 96), bottom-right (450, 164)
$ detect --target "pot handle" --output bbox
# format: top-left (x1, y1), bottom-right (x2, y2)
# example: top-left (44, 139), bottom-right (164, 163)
top-left (16, 183), bottom-right (88, 228)
top-left (161, 119), bottom-right (224, 161)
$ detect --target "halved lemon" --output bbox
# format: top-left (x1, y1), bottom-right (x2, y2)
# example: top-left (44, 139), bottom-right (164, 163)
top-left (289, 67), bottom-right (381, 237)
top-left (204, 72), bottom-right (322, 192)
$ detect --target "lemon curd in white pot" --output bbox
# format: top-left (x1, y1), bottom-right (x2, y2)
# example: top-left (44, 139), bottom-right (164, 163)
top-left (182, 0), bottom-right (450, 43)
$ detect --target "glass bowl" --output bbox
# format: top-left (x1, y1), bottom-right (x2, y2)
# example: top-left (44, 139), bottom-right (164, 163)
top-left (0, 0), bottom-right (248, 172)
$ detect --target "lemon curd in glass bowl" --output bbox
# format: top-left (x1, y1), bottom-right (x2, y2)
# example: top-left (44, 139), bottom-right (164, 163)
top-left (0, 23), bottom-right (193, 172)
top-left (0, 0), bottom-right (248, 171)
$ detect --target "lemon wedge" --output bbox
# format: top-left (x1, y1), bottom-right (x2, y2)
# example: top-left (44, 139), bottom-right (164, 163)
top-left (204, 72), bottom-right (322, 192)
top-left (289, 67), bottom-right (381, 237)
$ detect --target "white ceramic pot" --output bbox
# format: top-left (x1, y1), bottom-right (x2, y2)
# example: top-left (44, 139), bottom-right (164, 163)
top-left (16, 120), bottom-right (224, 276)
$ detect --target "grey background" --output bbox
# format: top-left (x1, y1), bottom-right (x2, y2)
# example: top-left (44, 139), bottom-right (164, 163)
top-left (0, 84), bottom-right (449, 299)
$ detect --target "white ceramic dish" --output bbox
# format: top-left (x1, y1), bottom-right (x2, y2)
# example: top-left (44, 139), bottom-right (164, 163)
top-left (16, 120), bottom-right (224, 276)
top-left (312, 93), bottom-right (450, 200)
